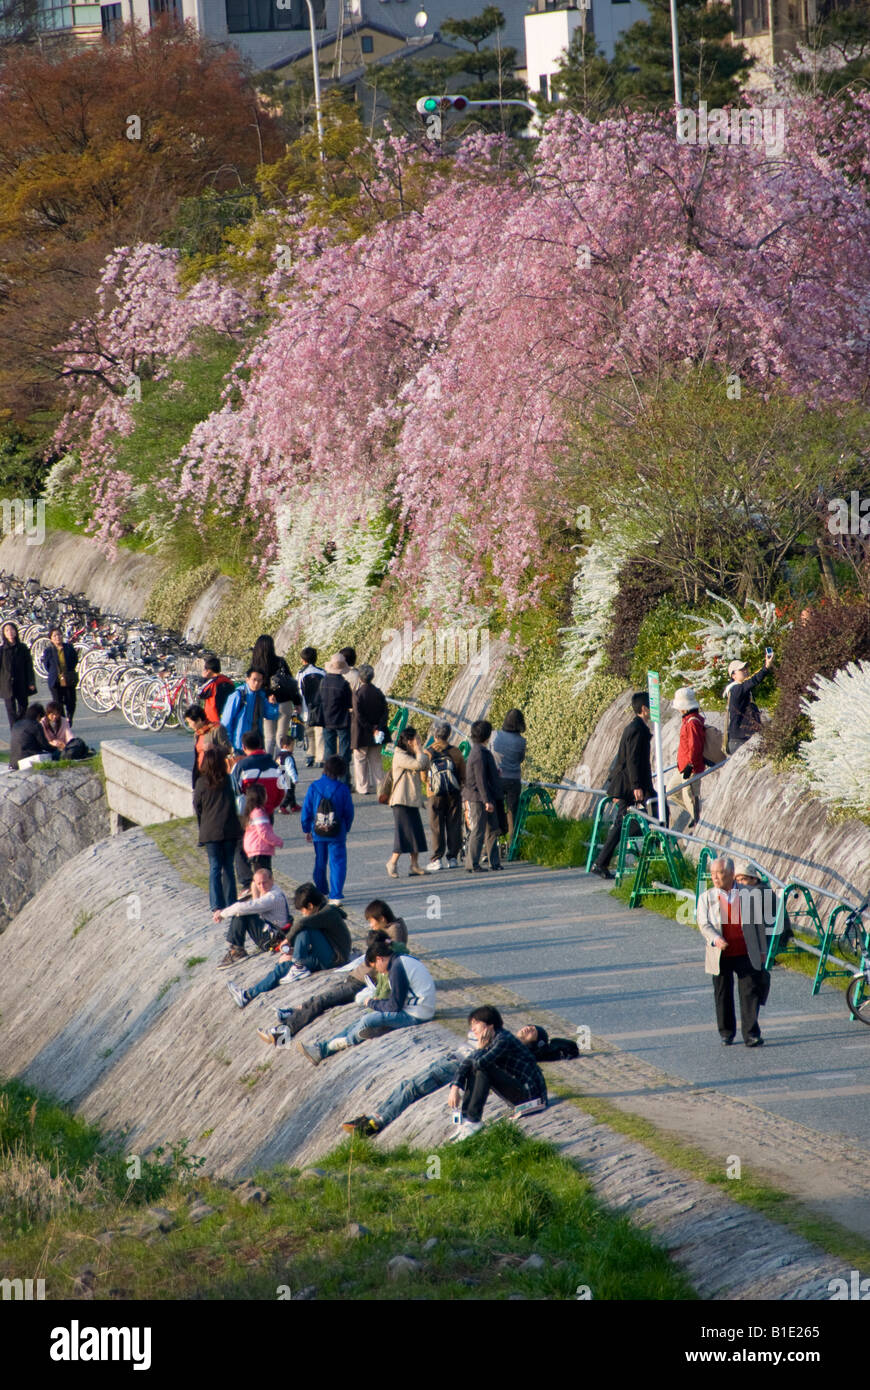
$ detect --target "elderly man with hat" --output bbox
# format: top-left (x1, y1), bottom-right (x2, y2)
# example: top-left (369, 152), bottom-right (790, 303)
top-left (697, 855), bottom-right (770, 1046)
top-left (724, 651), bottom-right (774, 754)
top-left (671, 686), bottom-right (705, 828)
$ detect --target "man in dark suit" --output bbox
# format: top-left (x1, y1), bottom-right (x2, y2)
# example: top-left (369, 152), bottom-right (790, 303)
top-left (44, 628), bottom-right (78, 725)
top-left (590, 691), bottom-right (655, 879)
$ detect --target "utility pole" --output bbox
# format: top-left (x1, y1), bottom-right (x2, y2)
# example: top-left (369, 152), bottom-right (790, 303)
top-left (669, 0), bottom-right (684, 107)
top-left (303, 0), bottom-right (325, 161)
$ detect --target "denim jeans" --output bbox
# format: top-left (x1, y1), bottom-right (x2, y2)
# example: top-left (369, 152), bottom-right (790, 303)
top-left (292, 928), bottom-right (337, 972)
top-left (205, 839), bottom-right (237, 911)
top-left (312, 837), bottom-right (347, 899)
top-left (322, 725), bottom-right (351, 782)
top-left (246, 955), bottom-right (293, 999)
top-left (377, 1057), bottom-right (456, 1128)
top-left (330, 1009), bottom-right (421, 1049)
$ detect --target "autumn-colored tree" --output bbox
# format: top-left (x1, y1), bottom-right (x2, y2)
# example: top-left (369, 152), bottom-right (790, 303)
top-left (0, 22), bottom-right (282, 423)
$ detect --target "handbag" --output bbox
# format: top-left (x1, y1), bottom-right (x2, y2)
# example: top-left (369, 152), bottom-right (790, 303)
top-left (704, 943), bottom-right (721, 976)
top-left (377, 769), bottom-right (394, 804)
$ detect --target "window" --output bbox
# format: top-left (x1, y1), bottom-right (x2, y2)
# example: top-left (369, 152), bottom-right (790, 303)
top-left (732, 0), bottom-right (769, 33)
top-left (101, 0), bottom-right (122, 31)
top-left (538, 72), bottom-right (549, 98)
top-left (150, 0), bottom-right (181, 21)
top-left (226, 0), bottom-right (324, 29)
top-left (361, 32), bottom-right (373, 51)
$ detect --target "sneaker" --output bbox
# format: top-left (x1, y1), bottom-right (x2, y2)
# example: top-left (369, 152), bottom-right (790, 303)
top-left (286, 964), bottom-right (311, 983)
top-left (278, 806), bottom-right (291, 815)
top-left (446, 858), bottom-right (458, 869)
top-left (218, 947), bottom-right (247, 969)
top-left (298, 1040), bottom-right (323, 1067)
top-left (275, 1006), bottom-right (294, 1024)
top-left (341, 1115), bottom-right (381, 1136)
top-left (226, 981), bottom-right (247, 1009)
top-left (258, 1025), bottom-right (287, 1046)
top-left (290, 805), bottom-right (302, 813)
top-left (513, 1098), bottom-right (546, 1119)
top-left (745, 1036), bottom-right (765, 1048)
top-left (451, 1118), bottom-right (483, 1143)
top-left (328, 898), bottom-right (343, 906)
top-left (425, 860), bottom-right (442, 873)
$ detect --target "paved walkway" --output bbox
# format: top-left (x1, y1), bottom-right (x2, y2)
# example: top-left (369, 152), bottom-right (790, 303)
top-left (5, 689), bottom-right (870, 1238)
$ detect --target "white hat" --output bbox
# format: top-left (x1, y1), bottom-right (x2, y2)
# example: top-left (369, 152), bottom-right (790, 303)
top-left (673, 686), bottom-right (699, 711)
top-left (727, 658), bottom-right (749, 679)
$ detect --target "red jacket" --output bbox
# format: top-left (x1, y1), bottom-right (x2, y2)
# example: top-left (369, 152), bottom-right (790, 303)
top-left (678, 711), bottom-right (706, 776)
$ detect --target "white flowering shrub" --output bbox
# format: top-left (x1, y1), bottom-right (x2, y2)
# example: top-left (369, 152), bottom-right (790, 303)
top-left (799, 661), bottom-right (870, 814)
top-left (560, 528), bottom-right (638, 693)
top-left (671, 592), bottom-right (779, 694)
top-left (264, 491), bottom-right (394, 649)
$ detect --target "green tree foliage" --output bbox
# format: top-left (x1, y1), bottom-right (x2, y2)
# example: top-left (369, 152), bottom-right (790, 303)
top-left (553, 0), bottom-right (754, 114)
top-left (371, 6), bottom-right (528, 135)
top-left (786, 0), bottom-right (870, 97)
top-left (562, 372), bottom-right (870, 606)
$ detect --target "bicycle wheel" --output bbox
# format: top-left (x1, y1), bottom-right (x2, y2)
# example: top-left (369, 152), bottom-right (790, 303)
top-left (79, 665), bottom-right (113, 714)
top-left (173, 675), bottom-right (199, 729)
top-left (32, 635), bottom-right (52, 680)
top-left (140, 679), bottom-right (169, 731)
top-left (846, 974), bottom-right (870, 1024)
top-left (121, 675), bottom-right (149, 728)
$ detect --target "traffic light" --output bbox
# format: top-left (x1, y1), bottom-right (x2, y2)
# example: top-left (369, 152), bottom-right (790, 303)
top-left (416, 95), bottom-right (469, 115)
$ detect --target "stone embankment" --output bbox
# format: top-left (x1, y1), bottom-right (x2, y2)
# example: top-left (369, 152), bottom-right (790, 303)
top-left (0, 827), bottom-right (855, 1300)
top-left (0, 766), bottom-right (108, 931)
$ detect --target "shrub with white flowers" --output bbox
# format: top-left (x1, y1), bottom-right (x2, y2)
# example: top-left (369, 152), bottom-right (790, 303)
top-left (671, 592), bottom-right (779, 694)
top-left (799, 660), bottom-right (870, 814)
top-left (560, 529), bottom-right (637, 693)
top-left (264, 492), bottom-right (393, 649)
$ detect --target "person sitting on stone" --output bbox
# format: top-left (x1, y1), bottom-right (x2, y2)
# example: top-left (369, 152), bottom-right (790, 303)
top-left (214, 866), bottom-right (293, 967)
top-left (9, 702), bottom-right (58, 770)
top-left (256, 928), bottom-right (410, 1046)
top-left (297, 939), bottom-right (435, 1065)
top-left (226, 882), bottom-right (351, 1007)
top-left (341, 1016), bottom-right (574, 1137)
top-left (449, 1005), bottom-right (547, 1142)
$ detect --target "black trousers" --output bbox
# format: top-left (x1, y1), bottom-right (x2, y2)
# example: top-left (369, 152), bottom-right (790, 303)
top-left (712, 953), bottom-right (765, 1042)
top-left (429, 793), bottom-right (462, 860)
top-left (49, 683), bottom-right (76, 724)
top-left (464, 801), bottom-right (500, 869)
top-left (4, 694), bottom-right (27, 730)
top-left (462, 1060), bottom-right (541, 1123)
top-left (235, 841), bottom-right (253, 891)
top-left (595, 796), bottom-right (665, 871)
top-left (226, 911), bottom-right (273, 953)
top-left (287, 977), bottom-right (362, 1037)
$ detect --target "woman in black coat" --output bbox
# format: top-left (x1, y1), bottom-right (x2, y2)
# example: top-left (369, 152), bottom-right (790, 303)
top-left (0, 622), bottom-right (36, 731)
top-left (351, 664), bottom-right (388, 794)
top-left (44, 627), bottom-right (79, 725)
top-left (193, 746), bottom-right (242, 911)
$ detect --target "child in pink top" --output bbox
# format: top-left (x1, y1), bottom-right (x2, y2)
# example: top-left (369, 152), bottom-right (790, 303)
top-left (242, 783), bottom-right (284, 872)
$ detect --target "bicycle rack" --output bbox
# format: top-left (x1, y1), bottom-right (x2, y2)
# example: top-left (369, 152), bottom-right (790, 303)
top-left (585, 795), bottom-right (621, 873)
top-left (812, 902), bottom-right (867, 997)
top-left (507, 782), bottom-right (557, 862)
top-left (614, 809), bottom-right (651, 887)
top-left (628, 822), bottom-right (686, 907)
top-left (763, 882), bottom-right (826, 971)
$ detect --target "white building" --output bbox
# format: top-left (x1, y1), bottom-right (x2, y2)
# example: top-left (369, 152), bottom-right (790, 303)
top-left (90, 0), bottom-right (535, 72)
top-left (524, 0), bottom-right (648, 100)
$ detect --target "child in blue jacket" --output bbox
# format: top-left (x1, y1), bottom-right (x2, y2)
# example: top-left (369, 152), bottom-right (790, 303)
top-left (301, 754), bottom-right (355, 904)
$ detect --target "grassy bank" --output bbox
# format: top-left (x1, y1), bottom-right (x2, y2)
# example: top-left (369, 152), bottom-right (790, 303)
top-left (0, 1078), bottom-right (695, 1301)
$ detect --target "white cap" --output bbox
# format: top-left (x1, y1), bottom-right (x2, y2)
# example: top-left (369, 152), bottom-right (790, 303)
top-left (727, 659), bottom-right (749, 679)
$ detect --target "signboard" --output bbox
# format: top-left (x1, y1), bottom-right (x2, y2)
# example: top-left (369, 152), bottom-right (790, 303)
top-left (647, 670), bottom-right (661, 723)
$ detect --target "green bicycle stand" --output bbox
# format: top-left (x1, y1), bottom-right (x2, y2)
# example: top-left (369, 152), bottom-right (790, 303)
top-left (812, 901), bottom-right (868, 999)
top-left (763, 882), bottom-right (826, 971)
top-left (585, 796), bottom-right (621, 874)
top-left (627, 820), bottom-right (686, 907)
top-left (507, 783), bottom-right (557, 862)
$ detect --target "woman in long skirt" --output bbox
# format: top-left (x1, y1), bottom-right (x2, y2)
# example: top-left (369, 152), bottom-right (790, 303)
top-left (386, 726), bottom-right (430, 878)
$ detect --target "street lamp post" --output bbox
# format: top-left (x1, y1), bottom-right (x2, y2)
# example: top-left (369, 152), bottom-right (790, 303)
top-left (303, 0), bottom-right (325, 160)
top-left (669, 0), bottom-right (684, 108)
